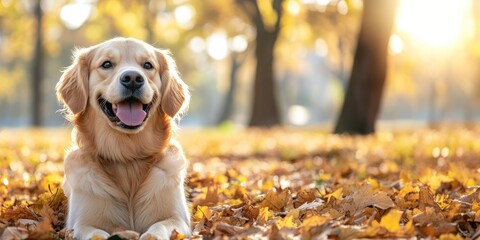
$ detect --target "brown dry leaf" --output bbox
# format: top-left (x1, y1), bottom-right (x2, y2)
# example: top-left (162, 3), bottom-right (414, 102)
top-left (418, 185), bottom-right (441, 211)
top-left (198, 186), bottom-right (219, 206)
top-left (1, 206), bottom-right (36, 222)
top-left (258, 189), bottom-right (290, 211)
top-left (338, 183), bottom-right (394, 215)
top-left (242, 202), bottom-right (260, 220)
top-left (26, 211), bottom-right (55, 239)
top-left (334, 225), bottom-right (363, 240)
top-left (40, 204), bottom-right (59, 227)
top-left (30, 186), bottom-right (67, 214)
top-left (214, 222), bottom-right (245, 235)
top-left (413, 207), bottom-right (446, 226)
top-left (0, 227), bottom-right (29, 239)
top-left (296, 199), bottom-right (324, 211)
top-left (293, 188), bottom-right (316, 208)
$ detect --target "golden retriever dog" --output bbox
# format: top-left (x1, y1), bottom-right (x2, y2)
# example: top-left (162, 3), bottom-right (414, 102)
top-left (56, 37), bottom-right (191, 239)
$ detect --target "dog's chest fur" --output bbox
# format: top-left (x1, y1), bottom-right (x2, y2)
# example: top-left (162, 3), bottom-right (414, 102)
top-left (101, 159), bottom-right (163, 232)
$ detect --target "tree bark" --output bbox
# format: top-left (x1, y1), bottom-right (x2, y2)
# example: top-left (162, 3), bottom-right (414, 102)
top-left (31, 0), bottom-right (44, 126)
top-left (237, 0), bottom-right (283, 127)
top-left (249, 27), bottom-right (281, 126)
top-left (334, 0), bottom-right (397, 134)
top-left (217, 52), bottom-right (247, 124)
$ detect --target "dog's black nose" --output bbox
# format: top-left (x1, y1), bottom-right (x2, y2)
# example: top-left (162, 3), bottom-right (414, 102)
top-left (120, 70), bottom-right (144, 90)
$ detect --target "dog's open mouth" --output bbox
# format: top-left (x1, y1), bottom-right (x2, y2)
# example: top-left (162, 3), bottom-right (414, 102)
top-left (98, 97), bottom-right (153, 129)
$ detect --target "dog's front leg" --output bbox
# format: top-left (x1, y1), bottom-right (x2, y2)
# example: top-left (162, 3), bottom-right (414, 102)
top-left (64, 150), bottom-right (128, 239)
top-left (138, 144), bottom-right (191, 239)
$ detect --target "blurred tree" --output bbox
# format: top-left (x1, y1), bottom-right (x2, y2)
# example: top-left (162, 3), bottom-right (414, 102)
top-left (217, 51), bottom-right (249, 124)
top-left (31, 0), bottom-right (44, 126)
top-left (334, 0), bottom-right (397, 134)
top-left (236, 0), bottom-right (284, 127)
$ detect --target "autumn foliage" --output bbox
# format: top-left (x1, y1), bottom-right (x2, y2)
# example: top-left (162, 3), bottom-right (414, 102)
top-left (1, 127), bottom-right (480, 239)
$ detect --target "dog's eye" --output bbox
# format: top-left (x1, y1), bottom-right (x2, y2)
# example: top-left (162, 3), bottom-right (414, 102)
top-left (143, 62), bottom-right (153, 70)
top-left (101, 61), bottom-right (113, 69)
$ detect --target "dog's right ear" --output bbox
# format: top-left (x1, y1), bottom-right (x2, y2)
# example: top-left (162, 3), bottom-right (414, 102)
top-left (56, 47), bottom-right (92, 115)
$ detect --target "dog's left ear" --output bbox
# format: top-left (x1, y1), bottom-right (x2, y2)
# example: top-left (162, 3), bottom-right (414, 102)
top-left (156, 49), bottom-right (190, 118)
top-left (56, 47), bottom-right (93, 116)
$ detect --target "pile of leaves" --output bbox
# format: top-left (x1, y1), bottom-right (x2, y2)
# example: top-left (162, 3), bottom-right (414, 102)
top-left (1, 127), bottom-right (480, 239)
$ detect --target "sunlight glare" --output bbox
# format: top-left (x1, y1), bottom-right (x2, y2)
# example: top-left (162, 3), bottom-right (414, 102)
top-left (396, 0), bottom-right (472, 48)
top-left (389, 34), bottom-right (404, 55)
top-left (207, 31), bottom-right (229, 60)
top-left (189, 36), bottom-right (206, 53)
top-left (60, 2), bottom-right (92, 30)
top-left (315, 38), bottom-right (328, 57)
top-left (286, 0), bottom-right (301, 16)
top-left (174, 4), bottom-right (196, 30)
top-left (288, 105), bottom-right (310, 126)
top-left (337, 0), bottom-right (348, 15)
top-left (230, 35), bottom-right (248, 53)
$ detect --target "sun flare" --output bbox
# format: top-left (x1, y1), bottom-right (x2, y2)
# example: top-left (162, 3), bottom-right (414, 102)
top-left (395, 0), bottom-right (474, 49)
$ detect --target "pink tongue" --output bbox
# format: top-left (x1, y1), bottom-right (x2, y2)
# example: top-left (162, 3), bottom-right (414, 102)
top-left (115, 101), bottom-right (146, 126)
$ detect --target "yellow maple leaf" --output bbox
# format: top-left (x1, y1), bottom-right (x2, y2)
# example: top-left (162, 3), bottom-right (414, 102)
top-left (193, 205), bottom-right (212, 221)
top-left (400, 170), bottom-right (411, 184)
top-left (214, 174), bottom-right (228, 184)
top-left (276, 215), bottom-right (297, 229)
top-left (379, 209), bottom-right (403, 232)
top-left (257, 207), bottom-right (271, 225)
top-left (472, 201), bottom-right (480, 211)
top-left (367, 178), bottom-right (379, 189)
top-left (439, 233), bottom-right (464, 240)
top-left (324, 188), bottom-right (343, 202)
top-left (261, 180), bottom-right (274, 192)
top-left (301, 215), bottom-right (328, 228)
top-left (398, 182), bottom-right (420, 198)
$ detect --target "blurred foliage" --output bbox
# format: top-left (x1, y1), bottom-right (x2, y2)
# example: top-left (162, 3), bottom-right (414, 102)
top-left (2, 127), bottom-right (480, 238)
top-left (0, 0), bottom-right (480, 126)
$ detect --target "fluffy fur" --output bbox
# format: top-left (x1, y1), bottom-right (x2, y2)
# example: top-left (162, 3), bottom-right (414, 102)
top-left (56, 38), bottom-right (191, 239)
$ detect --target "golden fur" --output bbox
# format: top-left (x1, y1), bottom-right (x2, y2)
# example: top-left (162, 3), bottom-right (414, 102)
top-left (56, 37), bottom-right (191, 239)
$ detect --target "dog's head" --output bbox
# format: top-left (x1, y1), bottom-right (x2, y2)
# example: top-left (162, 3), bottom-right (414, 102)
top-left (56, 38), bottom-right (189, 134)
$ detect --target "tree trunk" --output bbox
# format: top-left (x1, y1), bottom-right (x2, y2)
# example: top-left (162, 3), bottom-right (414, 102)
top-left (217, 53), bottom-right (246, 124)
top-left (249, 29), bottom-right (281, 127)
top-left (334, 0), bottom-right (397, 134)
top-left (235, 0), bottom-right (283, 127)
top-left (31, 0), bottom-right (43, 126)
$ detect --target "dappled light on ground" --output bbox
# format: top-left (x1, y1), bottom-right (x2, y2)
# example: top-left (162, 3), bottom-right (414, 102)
top-left (1, 127), bottom-right (480, 238)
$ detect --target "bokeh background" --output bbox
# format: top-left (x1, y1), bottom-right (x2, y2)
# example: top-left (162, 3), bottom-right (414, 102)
top-left (0, 0), bottom-right (479, 130)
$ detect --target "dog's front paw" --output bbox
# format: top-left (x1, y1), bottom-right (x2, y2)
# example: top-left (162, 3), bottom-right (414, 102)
top-left (139, 232), bottom-right (168, 240)
top-left (111, 230), bottom-right (140, 240)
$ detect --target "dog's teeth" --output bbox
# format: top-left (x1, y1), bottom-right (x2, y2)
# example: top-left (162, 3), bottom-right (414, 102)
top-left (112, 104), bottom-right (118, 113)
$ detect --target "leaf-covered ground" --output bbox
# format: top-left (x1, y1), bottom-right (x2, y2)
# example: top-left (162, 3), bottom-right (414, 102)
top-left (1, 127), bottom-right (480, 239)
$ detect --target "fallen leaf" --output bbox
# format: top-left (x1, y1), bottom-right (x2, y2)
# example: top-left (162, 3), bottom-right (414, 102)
top-left (324, 188), bottom-right (343, 202)
top-left (338, 184), bottom-right (394, 215)
top-left (258, 189), bottom-right (290, 211)
top-left (193, 205), bottom-right (212, 221)
top-left (256, 207), bottom-right (272, 225)
top-left (379, 209), bottom-right (403, 232)
top-left (301, 215), bottom-right (329, 228)
top-left (276, 215), bottom-right (297, 229)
